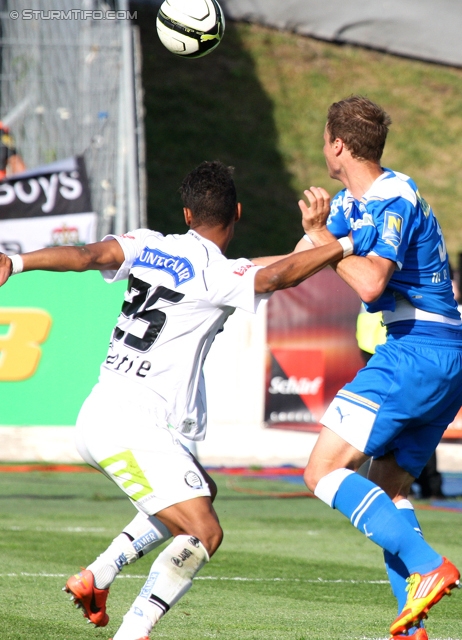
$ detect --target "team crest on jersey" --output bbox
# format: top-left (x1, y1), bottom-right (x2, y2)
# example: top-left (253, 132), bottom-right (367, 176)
top-left (382, 211), bottom-right (403, 248)
top-left (133, 248), bottom-right (195, 286)
top-left (185, 471), bottom-right (203, 489)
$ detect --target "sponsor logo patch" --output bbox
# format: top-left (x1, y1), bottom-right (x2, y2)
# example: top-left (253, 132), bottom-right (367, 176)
top-left (171, 548), bottom-right (193, 568)
top-left (133, 248), bottom-right (195, 286)
top-left (133, 529), bottom-right (159, 552)
top-left (335, 405), bottom-right (350, 423)
top-left (382, 211), bottom-right (403, 248)
top-left (115, 552), bottom-right (127, 571)
top-left (350, 212), bottom-right (375, 230)
top-left (140, 572), bottom-right (159, 598)
top-left (233, 263), bottom-right (253, 276)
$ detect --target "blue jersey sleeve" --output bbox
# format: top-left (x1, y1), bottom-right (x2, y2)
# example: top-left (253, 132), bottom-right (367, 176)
top-left (359, 197), bottom-right (416, 269)
top-left (326, 191), bottom-right (350, 238)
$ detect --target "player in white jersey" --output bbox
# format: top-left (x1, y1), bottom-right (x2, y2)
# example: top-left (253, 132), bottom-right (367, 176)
top-left (0, 161), bottom-right (354, 640)
top-left (294, 97), bottom-right (461, 639)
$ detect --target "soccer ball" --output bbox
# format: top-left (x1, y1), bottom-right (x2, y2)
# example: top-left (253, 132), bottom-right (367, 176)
top-left (156, 0), bottom-right (225, 59)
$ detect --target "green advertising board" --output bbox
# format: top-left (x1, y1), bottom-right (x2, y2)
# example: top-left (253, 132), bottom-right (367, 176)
top-left (0, 270), bottom-right (126, 426)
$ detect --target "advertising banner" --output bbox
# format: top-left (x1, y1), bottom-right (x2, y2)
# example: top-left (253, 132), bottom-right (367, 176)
top-left (0, 156), bottom-right (121, 428)
top-left (265, 269), bottom-right (461, 441)
top-left (0, 270), bottom-right (125, 426)
top-left (0, 156), bottom-right (96, 254)
top-left (265, 348), bottom-right (325, 427)
top-left (265, 269), bottom-right (363, 432)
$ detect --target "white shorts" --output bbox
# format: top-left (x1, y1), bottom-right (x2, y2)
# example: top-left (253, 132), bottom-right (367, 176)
top-left (75, 378), bottom-right (211, 515)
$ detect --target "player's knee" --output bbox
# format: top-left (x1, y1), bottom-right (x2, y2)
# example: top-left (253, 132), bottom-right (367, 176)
top-left (303, 464), bottom-right (320, 493)
top-left (180, 516), bottom-right (223, 557)
top-left (202, 520), bottom-right (223, 557)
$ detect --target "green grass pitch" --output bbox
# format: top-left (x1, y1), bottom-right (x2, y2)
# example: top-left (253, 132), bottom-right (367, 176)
top-left (0, 469), bottom-right (461, 639)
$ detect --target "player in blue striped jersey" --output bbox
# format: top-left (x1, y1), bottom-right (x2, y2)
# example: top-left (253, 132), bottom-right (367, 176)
top-left (297, 96), bottom-right (461, 639)
top-left (325, 168), bottom-right (459, 320)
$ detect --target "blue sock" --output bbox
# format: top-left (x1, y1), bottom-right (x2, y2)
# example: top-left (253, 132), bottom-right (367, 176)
top-left (384, 501), bottom-right (424, 635)
top-left (384, 501), bottom-right (423, 611)
top-left (332, 473), bottom-right (441, 575)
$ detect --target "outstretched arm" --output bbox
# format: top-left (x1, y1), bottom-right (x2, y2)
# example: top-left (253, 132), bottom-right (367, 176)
top-left (0, 239), bottom-right (125, 287)
top-left (254, 238), bottom-right (351, 293)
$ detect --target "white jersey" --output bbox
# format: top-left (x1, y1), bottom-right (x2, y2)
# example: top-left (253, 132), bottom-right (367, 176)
top-left (98, 228), bottom-right (269, 440)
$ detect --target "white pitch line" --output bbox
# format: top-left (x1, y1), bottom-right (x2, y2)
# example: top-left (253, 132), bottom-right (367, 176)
top-left (0, 526), bottom-right (107, 532)
top-left (196, 576), bottom-right (390, 584)
top-left (0, 573), bottom-right (389, 584)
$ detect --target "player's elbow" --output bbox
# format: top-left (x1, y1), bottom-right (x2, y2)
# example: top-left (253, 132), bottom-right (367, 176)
top-left (359, 281), bottom-right (386, 304)
top-left (74, 245), bottom-right (96, 271)
top-left (255, 272), bottom-right (281, 294)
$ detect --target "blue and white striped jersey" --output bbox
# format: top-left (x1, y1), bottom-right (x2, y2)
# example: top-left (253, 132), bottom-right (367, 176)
top-left (327, 168), bottom-right (460, 319)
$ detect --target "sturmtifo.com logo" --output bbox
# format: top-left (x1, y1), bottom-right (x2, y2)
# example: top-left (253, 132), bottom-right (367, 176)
top-left (10, 9), bottom-right (137, 21)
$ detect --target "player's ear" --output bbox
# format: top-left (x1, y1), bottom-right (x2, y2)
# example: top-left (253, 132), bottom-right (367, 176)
top-left (334, 138), bottom-right (344, 156)
top-left (183, 207), bottom-right (193, 226)
top-left (235, 202), bottom-right (242, 222)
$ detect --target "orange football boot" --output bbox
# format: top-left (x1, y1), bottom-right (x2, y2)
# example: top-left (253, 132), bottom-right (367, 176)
top-left (64, 568), bottom-right (109, 627)
top-left (390, 557), bottom-right (460, 636)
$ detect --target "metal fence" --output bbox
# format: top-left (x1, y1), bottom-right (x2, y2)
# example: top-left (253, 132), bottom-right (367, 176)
top-left (0, 0), bottom-right (146, 236)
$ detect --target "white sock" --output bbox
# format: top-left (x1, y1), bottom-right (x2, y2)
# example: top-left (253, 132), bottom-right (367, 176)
top-left (113, 535), bottom-right (209, 639)
top-left (124, 512), bottom-right (172, 557)
top-left (88, 513), bottom-right (172, 589)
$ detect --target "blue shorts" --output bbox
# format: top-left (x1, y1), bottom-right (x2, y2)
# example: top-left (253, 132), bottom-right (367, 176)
top-left (321, 330), bottom-right (462, 478)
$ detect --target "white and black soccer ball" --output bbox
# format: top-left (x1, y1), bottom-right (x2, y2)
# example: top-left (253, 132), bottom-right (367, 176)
top-left (156, 0), bottom-right (225, 59)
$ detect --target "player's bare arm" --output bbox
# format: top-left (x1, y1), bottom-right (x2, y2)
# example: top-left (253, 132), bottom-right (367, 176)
top-left (0, 239), bottom-right (125, 287)
top-left (254, 240), bottom-right (348, 293)
top-left (333, 254), bottom-right (396, 303)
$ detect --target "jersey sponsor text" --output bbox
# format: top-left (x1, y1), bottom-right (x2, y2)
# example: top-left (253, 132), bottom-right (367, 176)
top-left (133, 248), bottom-right (195, 286)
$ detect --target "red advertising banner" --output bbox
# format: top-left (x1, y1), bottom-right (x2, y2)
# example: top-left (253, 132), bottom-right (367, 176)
top-left (265, 269), bottom-right (461, 440)
top-left (265, 269), bottom-right (363, 433)
top-left (265, 348), bottom-right (325, 427)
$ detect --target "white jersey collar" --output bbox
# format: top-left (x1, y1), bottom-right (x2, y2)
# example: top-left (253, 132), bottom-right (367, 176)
top-left (187, 229), bottom-right (223, 255)
top-left (346, 168), bottom-right (392, 204)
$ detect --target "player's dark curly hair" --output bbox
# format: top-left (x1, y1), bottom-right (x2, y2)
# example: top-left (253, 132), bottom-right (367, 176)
top-left (327, 95), bottom-right (392, 163)
top-left (179, 160), bottom-right (237, 228)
